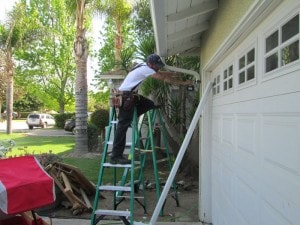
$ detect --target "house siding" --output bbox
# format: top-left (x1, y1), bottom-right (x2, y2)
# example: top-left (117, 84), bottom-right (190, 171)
top-left (201, 0), bottom-right (254, 66)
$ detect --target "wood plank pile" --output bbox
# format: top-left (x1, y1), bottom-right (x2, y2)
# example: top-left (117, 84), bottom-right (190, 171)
top-left (45, 162), bottom-right (96, 215)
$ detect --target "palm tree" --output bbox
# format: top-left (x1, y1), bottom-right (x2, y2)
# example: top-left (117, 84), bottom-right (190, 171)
top-left (0, 2), bottom-right (27, 134)
top-left (65, 0), bottom-right (107, 153)
top-left (103, 0), bottom-right (132, 67)
top-left (66, 0), bottom-right (134, 153)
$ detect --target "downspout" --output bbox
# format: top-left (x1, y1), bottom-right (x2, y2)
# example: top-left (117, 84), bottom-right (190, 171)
top-left (164, 63), bottom-right (201, 82)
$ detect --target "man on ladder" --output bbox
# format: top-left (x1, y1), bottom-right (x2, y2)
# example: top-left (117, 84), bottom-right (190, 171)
top-left (110, 53), bottom-right (192, 165)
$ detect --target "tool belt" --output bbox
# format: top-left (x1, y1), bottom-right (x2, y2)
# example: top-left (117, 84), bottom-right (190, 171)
top-left (109, 89), bottom-right (136, 110)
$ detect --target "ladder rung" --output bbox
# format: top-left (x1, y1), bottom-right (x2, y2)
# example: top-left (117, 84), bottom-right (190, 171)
top-left (95, 209), bottom-right (130, 217)
top-left (103, 163), bottom-right (132, 168)
top-left (99, 185), bottom-right (131, 192)
top-left (111, 120), bottom-right (118, 124)
top-left (139, 149), bottom-right (153, 153)
top-left (157, 158), bottom-right (169, 164)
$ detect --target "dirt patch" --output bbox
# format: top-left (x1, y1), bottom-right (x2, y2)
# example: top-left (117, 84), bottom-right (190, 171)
top-left (39, 152), bottom-right (199, 223)
top-left (39, 181), bottom-right (199, 223)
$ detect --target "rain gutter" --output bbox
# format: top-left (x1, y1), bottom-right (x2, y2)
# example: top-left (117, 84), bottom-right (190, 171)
top-left (164, 63), bottom-right (200, 82)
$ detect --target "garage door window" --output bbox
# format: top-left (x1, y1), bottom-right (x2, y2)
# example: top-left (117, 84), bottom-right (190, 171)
top-left (265, 14), bottom-right (299, 73)
top-left (223, 64), bottom-right (233, 91)
top-left (213, 74), bottom-right (220, 95)
top-left (238, 48), bottom-right (255, 84)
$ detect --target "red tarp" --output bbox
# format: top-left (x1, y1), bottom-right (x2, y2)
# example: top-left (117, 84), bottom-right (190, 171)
top-left (0, 156), bottom-right (55, 215)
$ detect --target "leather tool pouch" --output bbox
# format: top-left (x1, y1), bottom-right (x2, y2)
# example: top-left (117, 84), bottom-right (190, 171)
top-left (122, 93), bottom-right (135, 111)
top-left (111, 95), bottom-right (122, 108)
top-left (109, 89), bottom-right (122, 108)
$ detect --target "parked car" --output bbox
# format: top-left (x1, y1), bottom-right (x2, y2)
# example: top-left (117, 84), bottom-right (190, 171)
top-left (2, 111), bottom-right (18, 119)
top-left (26, 113), bottom-right (56, 129)
top-left (64, 118), bottom-right (76, 134)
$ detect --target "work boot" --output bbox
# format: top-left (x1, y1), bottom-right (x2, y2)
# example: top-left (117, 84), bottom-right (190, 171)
top-left (110, 156), bottom-right (131, 164)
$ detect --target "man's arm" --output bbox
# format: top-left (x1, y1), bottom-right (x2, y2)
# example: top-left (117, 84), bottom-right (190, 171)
top-left (152, 71), bottom-right (193, 86)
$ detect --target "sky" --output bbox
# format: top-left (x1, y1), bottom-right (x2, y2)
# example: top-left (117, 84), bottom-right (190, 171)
top-left (0, 0), bottom-right (102, 91)
top-left (0, 1), bottom-right (17, 22)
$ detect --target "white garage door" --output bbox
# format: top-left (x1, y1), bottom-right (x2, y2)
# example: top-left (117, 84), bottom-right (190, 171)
top-left (208, 3), bottom-right (300, 225)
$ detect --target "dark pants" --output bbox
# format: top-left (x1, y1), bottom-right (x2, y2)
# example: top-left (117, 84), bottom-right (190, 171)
top-left (111, 94), bottom-right (155, 158)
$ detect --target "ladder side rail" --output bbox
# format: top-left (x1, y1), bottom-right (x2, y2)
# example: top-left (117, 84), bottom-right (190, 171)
top-left (149, 82), bottom-right (213, 225)
top-left (91, 107), bottom-right (116, 225)
top-left (104, 107), bottom-right (117, 155)
top-left (146, 110), bottom-right (164, 215)
top-left (137, 112), bottom-right (152, 185)
top-left (129, 107), bottom-right (138, 225)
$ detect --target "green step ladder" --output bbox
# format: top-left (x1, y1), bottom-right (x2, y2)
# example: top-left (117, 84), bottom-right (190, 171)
top-left (115, 107), bottom-right (180, 216)
top-left (90, 106), bottom-right (140, 225)
top-left (136, 108), bottom-right (179, 215)
top-left (90, 106), bottom-right (180, 225)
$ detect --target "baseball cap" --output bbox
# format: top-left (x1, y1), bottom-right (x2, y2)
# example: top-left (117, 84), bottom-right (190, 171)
top-left (146, 54), bottom-right (165, 69)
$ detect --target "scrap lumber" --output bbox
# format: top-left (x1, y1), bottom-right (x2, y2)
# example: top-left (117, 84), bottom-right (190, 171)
top-left (53, 162), bottom-right (95, 195)
top-left (46, 162), bottom-right (97, 215)
top-left (80, 188), bottom-right (93, 211)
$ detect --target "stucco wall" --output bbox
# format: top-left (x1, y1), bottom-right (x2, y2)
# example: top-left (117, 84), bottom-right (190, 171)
top-left (201, 0), bottom-right (254, 67)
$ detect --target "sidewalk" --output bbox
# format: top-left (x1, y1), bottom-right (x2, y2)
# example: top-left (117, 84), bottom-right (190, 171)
top-left (46, 218), bottom-right (203, 225)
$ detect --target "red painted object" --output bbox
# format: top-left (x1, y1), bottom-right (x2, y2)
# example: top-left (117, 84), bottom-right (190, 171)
top-left (0, 156), bottom-right (55, 215)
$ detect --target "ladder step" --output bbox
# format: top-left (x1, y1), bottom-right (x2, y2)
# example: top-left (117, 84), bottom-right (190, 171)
top-left (107, 141), bottom-right (132, 146)
top-left (99, 185), bottom-right (131, 192)
top-left (103, 163), bottom-right (132, 168)
top-left (95, 209), bottom-right (130, 217)
top-left (111, 120), bottom-right (118, 124)
top-left (117, 195), bottom-right (144, 199)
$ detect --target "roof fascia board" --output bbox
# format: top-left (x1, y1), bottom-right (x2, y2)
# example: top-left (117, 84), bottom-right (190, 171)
top-left (150, 0), bottom-right (167, 57)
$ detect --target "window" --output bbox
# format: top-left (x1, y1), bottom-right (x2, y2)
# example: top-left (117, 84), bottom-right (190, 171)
top-left (213, 74), bottom-right (221, 95)
top-left (265, 14), bottom-right (299, 73)
top-left (238, 48), bottom-right (255, 84)
top-left (223, 64), bottom-right (233, 91)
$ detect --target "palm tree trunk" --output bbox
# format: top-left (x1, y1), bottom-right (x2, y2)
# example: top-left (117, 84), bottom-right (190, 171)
top-left (74, 28), bottom-right (88, 153)
top-left (5, 52), bottom-right (14, 134)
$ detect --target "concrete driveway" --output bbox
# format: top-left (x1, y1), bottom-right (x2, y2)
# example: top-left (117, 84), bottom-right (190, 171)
top-left (0, 120), bottom-right (73, 136)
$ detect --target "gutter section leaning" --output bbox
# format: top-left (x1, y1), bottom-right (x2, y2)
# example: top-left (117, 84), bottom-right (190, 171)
top-left (149, 81), bottom-right (213, 225)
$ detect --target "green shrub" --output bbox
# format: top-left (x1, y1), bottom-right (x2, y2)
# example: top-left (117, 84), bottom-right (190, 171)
top-left (90, 108), bottom-right (109, 135)
top-left (54, 113), bottom-right (75, 128)
top-left (88, 123), bottom-right (99, 152)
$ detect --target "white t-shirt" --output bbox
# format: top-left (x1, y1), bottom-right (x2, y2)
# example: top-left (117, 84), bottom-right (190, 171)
top-left (119, 64), bottom-right (156, 91)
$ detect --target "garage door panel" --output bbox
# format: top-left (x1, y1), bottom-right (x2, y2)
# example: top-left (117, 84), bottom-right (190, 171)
top-left (237, 116), bottom-right (258, 155)
top-left (261, 203), bottom-right (293, 225)
top-left (262, 114), bottom-right (300, 174)
top-left (234, 175), bottom-right (260, 225)
top-left (260, 178), bottom-right (300, 225)
top-left (221, 116), bottom-right (234, 147)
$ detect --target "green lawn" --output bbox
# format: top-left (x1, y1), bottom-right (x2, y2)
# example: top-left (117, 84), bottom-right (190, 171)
top-left (0, 133), bottom-right (75, 156)
top-left (0, 133), bottom-right (104, 183)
